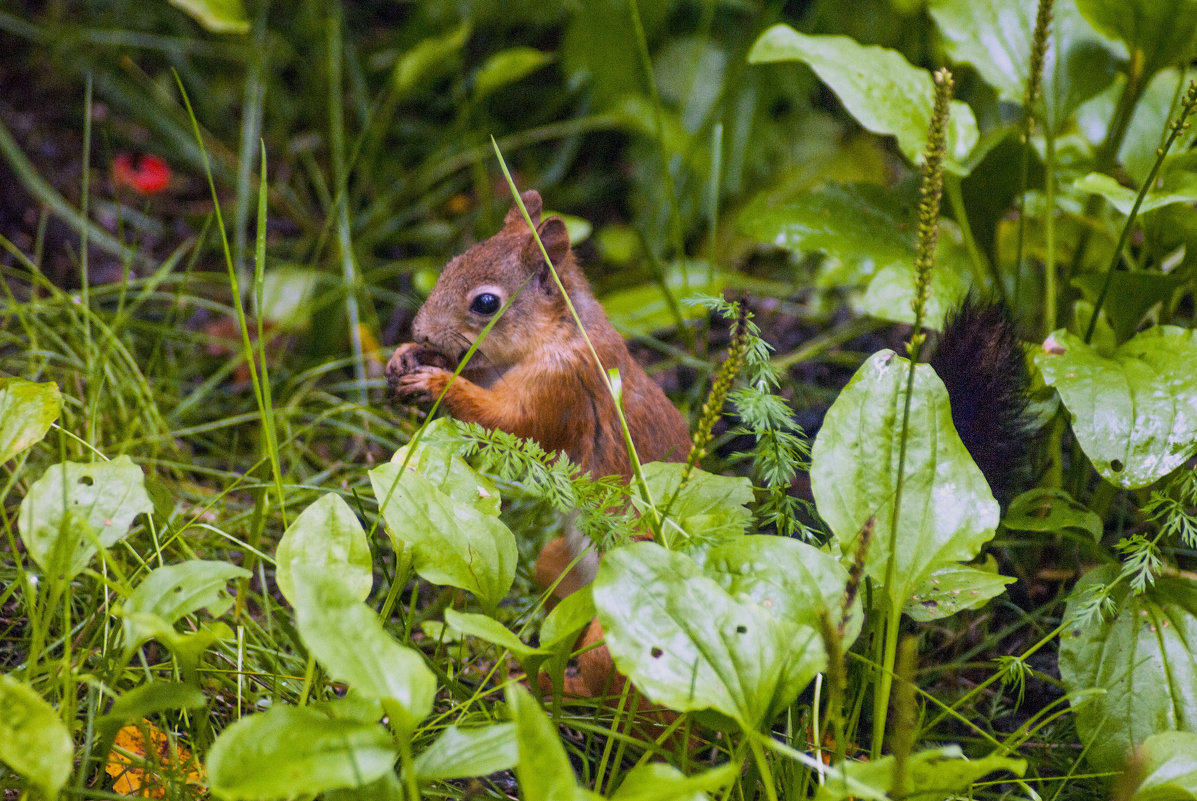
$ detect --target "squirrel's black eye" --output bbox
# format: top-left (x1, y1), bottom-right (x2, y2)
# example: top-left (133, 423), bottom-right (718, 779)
top-left (469, 292), bottom-right (501, 316)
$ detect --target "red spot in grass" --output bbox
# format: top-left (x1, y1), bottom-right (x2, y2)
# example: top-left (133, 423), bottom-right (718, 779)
top-left (114, 153), bottom-right (171, 195)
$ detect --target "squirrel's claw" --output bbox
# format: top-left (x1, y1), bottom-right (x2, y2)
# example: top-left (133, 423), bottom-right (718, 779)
top-left (391, 365), bottom-right (451, 404)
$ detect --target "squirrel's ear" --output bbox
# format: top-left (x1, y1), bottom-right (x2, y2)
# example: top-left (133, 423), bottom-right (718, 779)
top-left (503, 190), bottom-right (542, 228)
top-left (529, 217), bottom-right (571, 294)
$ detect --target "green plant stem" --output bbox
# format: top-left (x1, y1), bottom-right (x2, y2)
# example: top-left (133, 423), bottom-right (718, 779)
top-left (945, 175), bottom-right (1001, 298)
top-left (748, 731), bottom-right (781, 801)
top-left (1042, 128), bottom-right (1058, 335)
top-left (870, 603), bottom-right (903, 759)
top-left (1084, 82), bottom-right (1196, 343)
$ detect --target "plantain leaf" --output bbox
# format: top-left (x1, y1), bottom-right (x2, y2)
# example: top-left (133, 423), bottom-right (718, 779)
top-left (1034, 327), bottom-right (1197, 488)
top-left (1132, 731), bottom-right (1197, 801)
top-left (291, 568), bottom-right (435, 735)
top-left (507, 683), bottom-right (600, 801)
top-left (0, 674), bottom-right (73, 799)
top-left (19, 456), bottom-right (153, 581)
top-left (370, 461), bottom-right (515, 612)
top-left (904, 559), bottom-right (1015, 622)
top-left (815, 745), bottom-right (1025, 801)
top-left (810, 350), bottom-right (999, 608)
top-left (121, 560), bottom-right (250, 655)
top-left (594, 539), bottom-right (829, 731)
top-left (748, 24), bottom-right (978, 169)
top-left (412, 723), bottom-right (518, 782)
top-left (276, 493), bottom-right (372, 606)
top-left (473, 47), bottom-right (553, 102)
top-left (1003, 487), bottom-right (1104, 541)
top-left (168, 0), bottom-right (249, 33)
top-left (1076, 0), bottom-right (1197, 79)
top-left (641, 463), bottom-right (753, 551)
top-left (1060, 566), bottom-right (1197, 771)
top-left (206, 704), bottom-right (395, 800)
top-left (0, 377), bottom-right (60, 463)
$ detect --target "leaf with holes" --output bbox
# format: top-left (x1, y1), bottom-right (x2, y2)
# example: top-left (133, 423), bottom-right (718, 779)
top-left (1035, 327), bottom-right (1197, 488)
top-left (121, 560), bottom-right (250, 657)
top-left (594, 540), bottom-right (828, 731)
top-left (19, 456), bottom-right (154, 581)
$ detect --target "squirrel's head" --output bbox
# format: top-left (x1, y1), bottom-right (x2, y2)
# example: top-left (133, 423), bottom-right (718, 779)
top-left (412, 189), bottom-right (575, 374)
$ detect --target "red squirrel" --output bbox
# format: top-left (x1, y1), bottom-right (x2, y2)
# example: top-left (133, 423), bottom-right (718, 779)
top-left (387, 190), bottom-right (690, 699)
top-left (386, 190), bottom-right (1033, 703)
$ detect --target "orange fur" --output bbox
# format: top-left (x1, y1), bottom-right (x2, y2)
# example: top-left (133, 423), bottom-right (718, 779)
top-left (387, 190), bottom-right (690, 704)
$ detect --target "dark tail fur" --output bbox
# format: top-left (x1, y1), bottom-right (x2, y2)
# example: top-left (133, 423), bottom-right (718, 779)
top-left (929, 297), bottom-right (1033, 503)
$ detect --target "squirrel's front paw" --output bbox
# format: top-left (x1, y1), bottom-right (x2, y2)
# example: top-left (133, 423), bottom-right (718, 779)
top-left (392, 365), bottom-right (451, 404)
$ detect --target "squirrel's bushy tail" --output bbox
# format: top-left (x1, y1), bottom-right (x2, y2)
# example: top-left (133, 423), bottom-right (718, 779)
top-left (929, 296), bottom-right (1034, 502)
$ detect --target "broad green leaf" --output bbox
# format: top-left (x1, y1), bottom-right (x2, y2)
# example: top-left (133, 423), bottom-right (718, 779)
top-left (612, 762), bottom-right (738, 801)
top-left (1118, 68), bottom-right (1197, 182)
top-left (1133, 731), bottom-right (1197, 801)
top-left (0, 377), bottom-right (60, 463)
top-left (703, 536), bottom-right (861, 642)
top-left (858, 223), bottom-right (973, 328)
top-left (370, 461), bottom-right (515, 611)
top-left (749, 24), bottom-right (978, 169)
top-left (326, 772), bottom-right (405, 801)
top-left (539, 585), bottom-right (596, 650)
top-left (473, 47), bottom-right (553, 102)
top-left (928, 0), bottom-right (1034, 101)
top-left (0, 674), bottom-right (73, 799)
top-left (1074, 172), bottom-right (1197, 216)
top-left (392, 22), bottom-right (471, 97)
top-left (444, 608), bottom-right (545, 662)
top-left (291, 568), bottom-right (435, 734)
top-left (122, 560), bottom-right (250, 654)
top-left (19, 456), bottom-right (154, 580)
top-left (1076, 0), bottom-right (1197, 78)
top-left (168, 0), bottom-right (249, 33)
top-left (904, 559), bottom-right (1015, 621)
top-left (1060, 566), bottom-right (1197, 770)
top-left (810, 350), bottom-right (999, 606)
top-left (641, 463), bottom-right (752, 551)
top-left (929, 0), bottom-right (1117, 130)
top-left (739, 182), bottom-right (913, 282)
top-left (276, 493), bottom-right (372, 605)
top-left (1004, 488), bottom-right (1104, 540)
top-left (389, 421), bottom-right (501, 516)
top-left (737, 183), bottom-right (970, 329)
top-left (507, 683), bottom-right (600, 801)
top-left (206, 704), bottom-right (395, 800)
top-left (1034, 327), bottom-right (1197, 488)
top-left (412, 723), bottom-right (518, 781)
top-left (98, 681), bottom-right (206, 740)
top-left (594, 541), bottom-right (823, 731)
top-left (816, 745), bottom-right (1025, 801)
